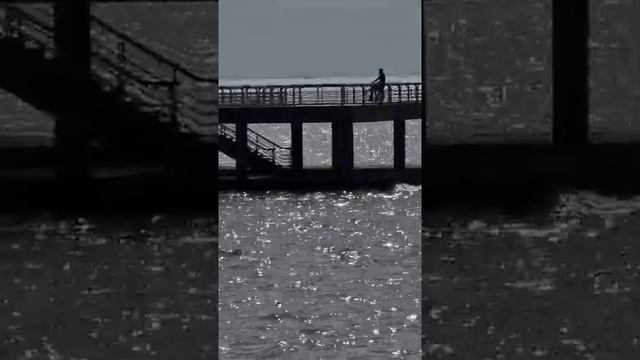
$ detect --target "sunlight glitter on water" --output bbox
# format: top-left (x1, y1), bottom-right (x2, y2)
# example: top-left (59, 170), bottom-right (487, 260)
top-left (219, 184), bottom-right (421, 359)
top-left (0, 214), bottom-right (217, 360)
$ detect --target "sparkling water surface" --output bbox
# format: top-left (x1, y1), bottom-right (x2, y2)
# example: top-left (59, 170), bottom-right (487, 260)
top-left (0, 214), bottom-right (217, 359)
top-left (219, 184), bottom-right (421, 359)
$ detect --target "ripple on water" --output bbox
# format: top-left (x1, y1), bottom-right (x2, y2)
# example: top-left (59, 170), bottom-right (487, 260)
top-left (424, 191), bottom-right (640, 359)
top-left (0, 213), bottom-right (217, 359)
top-left (219, 186), bottom-right (421, 358)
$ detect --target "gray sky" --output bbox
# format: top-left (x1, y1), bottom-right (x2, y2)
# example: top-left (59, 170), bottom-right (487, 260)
top-left (220, 0), bottom-right (421, 79)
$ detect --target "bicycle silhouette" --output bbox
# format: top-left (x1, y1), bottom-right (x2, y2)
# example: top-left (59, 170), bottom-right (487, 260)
top-left (367, 85), bottom-right (385, 104)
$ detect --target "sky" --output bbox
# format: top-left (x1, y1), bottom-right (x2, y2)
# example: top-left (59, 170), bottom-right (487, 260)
top-left (219, 0), bottom-right (421, 80)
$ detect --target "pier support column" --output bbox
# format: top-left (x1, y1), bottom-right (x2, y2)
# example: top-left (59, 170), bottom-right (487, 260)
top-left (552, 0), bottom-right (589, 145)
top-left (291, 121), bottom-right (303, 171)
top-left (331, 119), bottom-right (354, 179)
top-left (236, 121), bottom-right (248, 181)
top-left (53, 1), bottom-right (91, 184)
top-left (394, 118), bottom-right (406, 170)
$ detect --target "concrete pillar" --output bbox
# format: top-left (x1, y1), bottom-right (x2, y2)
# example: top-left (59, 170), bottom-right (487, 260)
top-left (552, 0), bottom-right (589, 145)
top-left (394, 118), bottom-right (406, 170)
top-left (331, 118), bottom-right (354, 177)
top-left (291, 121), bottom-right (303, 171)
top-left (53, 1), bottom-right (92, 183)
top-left (235, 121), bottom-right (248, 181)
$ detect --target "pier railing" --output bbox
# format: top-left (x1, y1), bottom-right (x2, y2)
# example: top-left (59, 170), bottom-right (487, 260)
top-left (219, 82), bottom-right (422, 107)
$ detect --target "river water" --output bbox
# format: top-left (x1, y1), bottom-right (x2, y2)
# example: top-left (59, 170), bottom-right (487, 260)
top-left (219, 185), bottom-right (421, 359)
top-left (424, 191), bottom-right (640, 359)
top-left (0, 213), bottom-right (218, 359)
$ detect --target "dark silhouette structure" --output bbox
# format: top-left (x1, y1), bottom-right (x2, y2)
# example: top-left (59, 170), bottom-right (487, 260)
top-left (552, 0), bottom-right (589, 145)
top-left (218, 82), bottom-right (421, 190)
top-left (0, 1), bottom-right (217, 210)
top-left (421, 0), bottom-right (640, 207)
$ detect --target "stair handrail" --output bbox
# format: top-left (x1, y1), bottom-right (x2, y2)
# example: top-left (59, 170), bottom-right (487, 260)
top-left (89, 15), bottom-right (217, 131)
top-left (88, 13), bottom-right (217, 132)
top-left (1, 4), bottom-right (55, 53)
top-left (218, 124), bottom-right (291, 167)
top-left (90, 15), bottom-right (216, 84)
top-left (3, 5), bottom-right (217, 136)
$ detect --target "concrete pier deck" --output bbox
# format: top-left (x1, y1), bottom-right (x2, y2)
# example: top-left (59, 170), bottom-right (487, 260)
top-left (423, 143), bottom-right (640, 208)
top-left (219, 166), bottom-right (420, 191)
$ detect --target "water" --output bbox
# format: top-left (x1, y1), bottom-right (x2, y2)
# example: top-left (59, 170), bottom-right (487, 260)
top-left (219, 184), bottom-right (421, 359)
top-left (424, 191), bottom-right (640, 358)
top-left (0, 213), bottom-right (217, 359)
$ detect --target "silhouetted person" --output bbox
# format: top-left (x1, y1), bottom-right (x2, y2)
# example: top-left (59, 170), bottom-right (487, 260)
top-left (369, 68), bottom-right (386, 103)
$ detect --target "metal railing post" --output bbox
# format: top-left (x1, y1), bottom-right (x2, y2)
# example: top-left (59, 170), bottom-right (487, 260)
top-left (169, 68), bottom-right (178, 126)
top-left (116, 41), bottom-right (126, 92)
top-left (15, 13), bottom-right (23, 43)
top-left (218, 82), bottom-right (422, 108)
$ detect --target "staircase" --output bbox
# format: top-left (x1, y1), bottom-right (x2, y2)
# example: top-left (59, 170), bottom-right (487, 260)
top-left (218, 124), bottom-right (291, 170)
top-left (0, 4), bottom-right (216, 168)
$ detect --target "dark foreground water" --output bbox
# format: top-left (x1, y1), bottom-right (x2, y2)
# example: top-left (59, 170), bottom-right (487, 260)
top-left (0, 213), bottom-right (217, 359)
top-left (219, 185), bottom-right (421, 359)
top-left (424, 191), bottom-right (640, 359)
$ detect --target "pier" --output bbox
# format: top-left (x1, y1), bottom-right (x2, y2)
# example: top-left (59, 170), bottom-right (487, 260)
top-left (218, 82), bottom-right (422, 188)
